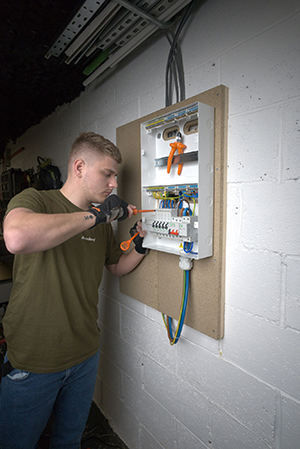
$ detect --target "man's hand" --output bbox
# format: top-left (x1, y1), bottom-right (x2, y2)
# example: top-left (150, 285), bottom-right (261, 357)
top-left (106, 220), bottom-right (147, 277)
top-left (129, 220), bottom-right (147, 254)
top-left (88, 194), bottom-right (130, 227)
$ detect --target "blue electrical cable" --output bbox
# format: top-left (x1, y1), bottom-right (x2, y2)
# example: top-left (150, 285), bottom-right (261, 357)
top-left (167, 270), bottom-right (189, 344)
top-left (183, 242), bottom-right (193, 253)
top-left (175, 270), bottom-right (189, 342)
top-left (168, 316), bottom-right (173, 338)
top-left (183, 207), bottom-right (190, 216)
top-left (184, 193), bottom-right (198, 199)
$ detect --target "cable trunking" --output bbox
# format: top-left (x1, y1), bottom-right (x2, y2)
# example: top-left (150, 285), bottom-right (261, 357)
top-left (140, 101), bottom-right (215, 268)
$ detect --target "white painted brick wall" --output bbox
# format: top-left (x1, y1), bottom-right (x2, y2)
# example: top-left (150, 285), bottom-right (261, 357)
top-left (285, 257), bottom-right (300, 331)
top-left (4, 0), bottom-right (300, 448)
top-left (281, 396), bottom-right (300, 449)
top-left (282, 99), bottom-right (300, 181)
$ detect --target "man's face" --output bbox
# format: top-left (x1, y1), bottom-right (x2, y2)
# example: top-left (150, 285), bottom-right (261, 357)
top-left (82, 154), bottom-right (119, 205)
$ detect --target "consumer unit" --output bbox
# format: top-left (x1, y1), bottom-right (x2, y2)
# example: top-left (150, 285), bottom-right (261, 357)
top-left (140, 101), bottom-right (215, 260)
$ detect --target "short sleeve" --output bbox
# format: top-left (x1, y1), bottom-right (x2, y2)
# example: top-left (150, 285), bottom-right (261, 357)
top-left (5, 188), bottom-right (47, 215)
top-left (105, 224), bottom-right (123, 266)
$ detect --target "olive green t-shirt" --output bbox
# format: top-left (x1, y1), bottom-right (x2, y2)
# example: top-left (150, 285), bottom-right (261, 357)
top-left (3, 188), bottom-right (123, 373)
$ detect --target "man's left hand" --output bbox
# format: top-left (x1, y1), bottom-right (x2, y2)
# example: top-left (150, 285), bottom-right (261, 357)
top-left (129, 220), bottom-right (147, 254)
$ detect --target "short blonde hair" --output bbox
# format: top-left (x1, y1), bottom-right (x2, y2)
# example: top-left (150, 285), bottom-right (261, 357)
top-left (69, 132), bottom-right (122, 169)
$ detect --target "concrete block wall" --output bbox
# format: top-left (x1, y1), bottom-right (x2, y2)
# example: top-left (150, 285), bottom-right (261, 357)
top-left (4, 0), bottom-right (300, 447)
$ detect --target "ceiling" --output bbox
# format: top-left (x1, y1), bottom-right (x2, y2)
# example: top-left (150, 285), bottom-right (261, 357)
top-left (0, 0), bottom-right (88, 158)
top-left (0, 0), bottom-right (198, 160)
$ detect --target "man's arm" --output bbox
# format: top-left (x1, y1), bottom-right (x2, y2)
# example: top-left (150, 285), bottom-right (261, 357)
top-left (3, 208), bottom-right (97, 254)
top-left (4, 199), bottom-right (136, 255)
top-left (106, 249), bottom-right (145, 277)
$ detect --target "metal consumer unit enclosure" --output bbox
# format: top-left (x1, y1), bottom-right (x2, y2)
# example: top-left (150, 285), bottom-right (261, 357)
top-left (140, 101), bottom-right (215, 260)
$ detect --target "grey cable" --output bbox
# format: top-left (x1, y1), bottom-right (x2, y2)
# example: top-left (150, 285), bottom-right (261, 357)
top-left (164, 0), bottom-right (200, 107)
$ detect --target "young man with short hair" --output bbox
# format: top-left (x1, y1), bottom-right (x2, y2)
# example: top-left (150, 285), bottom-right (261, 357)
top-left (0, 132), bottom-right (147, 449)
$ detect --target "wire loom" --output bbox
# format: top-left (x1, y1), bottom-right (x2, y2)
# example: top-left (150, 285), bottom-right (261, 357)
top-left (162, 269), bottom-right (189, 345)
top-left (150, 189), bottom-right (195, 344)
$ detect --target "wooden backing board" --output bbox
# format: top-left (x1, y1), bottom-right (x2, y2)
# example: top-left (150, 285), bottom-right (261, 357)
top-left (117, 85), bottom-right (228, 340)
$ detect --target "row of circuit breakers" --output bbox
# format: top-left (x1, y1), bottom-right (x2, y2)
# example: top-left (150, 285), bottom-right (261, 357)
top-left (140, 101), bottom-right (215, 260)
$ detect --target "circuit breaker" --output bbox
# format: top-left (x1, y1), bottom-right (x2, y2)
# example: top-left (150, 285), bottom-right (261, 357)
top-left (140, 101), bottom-right (215, 260)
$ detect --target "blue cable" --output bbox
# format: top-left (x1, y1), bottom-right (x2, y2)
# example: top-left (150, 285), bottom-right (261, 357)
top-left (175, 270), bottom-right (189, 342)
top-left (183, 242), bottom-right (193, 253)
top-left (168, 270), bottom-right (189, 344)
top-left (184, 193), bottom-right (198, 199)
top-left (168, 316), bottom-right (173, 340)
top-left (183, 207), bottom-right (190, 216)
top-left (174, 270), bottom-right (189, 344)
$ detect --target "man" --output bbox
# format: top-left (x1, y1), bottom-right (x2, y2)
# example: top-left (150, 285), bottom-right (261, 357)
top-left (0, 132), bottom-right (147, 449)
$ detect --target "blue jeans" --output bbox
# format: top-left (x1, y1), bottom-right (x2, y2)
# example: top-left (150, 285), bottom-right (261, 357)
top-left (0, 351), bottom-right (100, 449)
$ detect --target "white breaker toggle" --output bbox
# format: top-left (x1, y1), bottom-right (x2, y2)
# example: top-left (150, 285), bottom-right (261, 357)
top-left (143, 209), bottom-right (198, 243)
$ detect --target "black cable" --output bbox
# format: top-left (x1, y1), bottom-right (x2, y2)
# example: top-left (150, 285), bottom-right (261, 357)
top-left (164, 0), bottom-right (200, 107)
top-left (165, 4), bottom-right (192, 105)
top-left (169, 0), bottom-right (199, 63)
top-left (169, 45), bottom-right (179, 103)
top-left (165, 36), bottom-right (182, 106)
top-left (164, 29), bottom-right (182, 106)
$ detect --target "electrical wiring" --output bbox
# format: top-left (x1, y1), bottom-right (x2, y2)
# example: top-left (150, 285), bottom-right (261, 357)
top-left (150, 192), bottom-right (197, 346)
top-left (183, 242), bottom-right (193, 253)
top-left (153, 190), bottom-right (197, 219)
top-left (175, 270), bottom-right (189, 339)
top-left (184, 192), bottom-right (198, 198)
top-left (152, 191), bottom-right (162, 199)
top-left (164, 0), bottom-right (200, 107)
top-left (161, 268), bottom-right (187, 337)
top-left (183, 242), bottom-right (198, 255)
top-left (177, 198), bottom-right (190, 216)
top-left (153, 191), bottom-right (181, 201)
top-left (151, 189), bottom-right (198, 257)
top-left (181, 193), bottom-right (197, 216)
top-left (188, 196), bottom-right (196, 216)
top-left (163, 30), bottom-right (179, 105)
top-left (162, 269), bottom-right (190, 345)
top-left (162, 314), bottom-right (172, 342)
top-left (164, 25), bottom-right (185, 106)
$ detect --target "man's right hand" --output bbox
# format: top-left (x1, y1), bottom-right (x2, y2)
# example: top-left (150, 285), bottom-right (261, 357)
top-left (88, 194), bottom-right (129, 228)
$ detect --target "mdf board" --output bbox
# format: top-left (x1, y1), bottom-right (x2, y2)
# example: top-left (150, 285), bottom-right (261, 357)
top-left (117, 85), bottom-right (228, 340)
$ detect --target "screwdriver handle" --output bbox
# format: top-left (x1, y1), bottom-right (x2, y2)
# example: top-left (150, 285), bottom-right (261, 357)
top-left (120, 232), bottom-right (139, 251)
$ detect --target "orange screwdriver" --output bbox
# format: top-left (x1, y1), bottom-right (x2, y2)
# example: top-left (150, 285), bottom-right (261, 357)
top-left (120, 209), bottom-right (154, 251)
top-left (132, 209), bottom-right (155, 215)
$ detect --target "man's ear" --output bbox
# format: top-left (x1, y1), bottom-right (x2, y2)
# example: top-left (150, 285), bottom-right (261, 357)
top-left (74, 159), bottom-right (85, 178)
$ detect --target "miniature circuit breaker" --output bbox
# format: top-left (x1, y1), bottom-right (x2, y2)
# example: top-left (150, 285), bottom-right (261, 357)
top-left (140, 101), bottom-right (215, 260)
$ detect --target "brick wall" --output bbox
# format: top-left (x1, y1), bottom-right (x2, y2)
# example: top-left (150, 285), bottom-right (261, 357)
top-left (6, 0), bottom-right (300, 448)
